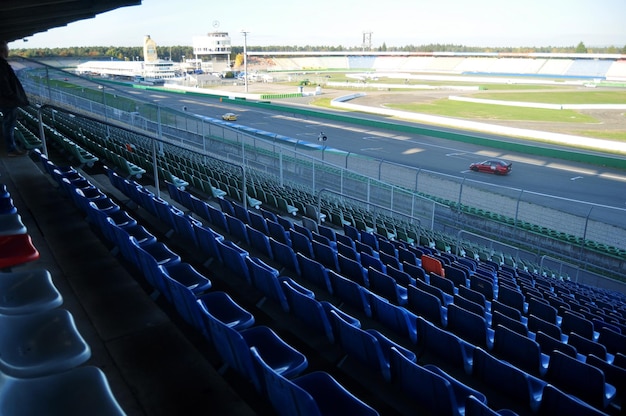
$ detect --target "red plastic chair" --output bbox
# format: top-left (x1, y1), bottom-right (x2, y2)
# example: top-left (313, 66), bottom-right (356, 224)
top-left (0, 234), bottom-right (40, 270)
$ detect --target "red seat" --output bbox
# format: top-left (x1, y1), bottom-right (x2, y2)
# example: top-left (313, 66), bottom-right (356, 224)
top-left (0, 234), bottom-right (40, 269)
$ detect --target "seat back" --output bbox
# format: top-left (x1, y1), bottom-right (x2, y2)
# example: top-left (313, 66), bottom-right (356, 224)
top-left (297, 254), bottom-right (332, 294)
top-left (246, 256), bottom-right (288, 312)
top-left (217, 239), bottom-right (250, 282)
top-left (327, 270), bottom-right (371, 317)
top-left (492, 324), bottom-right (542, 376)
top-left (472, 348), bottom-right (544, 410)
top-left (282, 280), bottom-right (334, 343)
top-left (537, 384), bottom-right (608, 416)
top-left (561, 310), bottom-right (595, 340)
top-left (389, 347), bottom-right (458, 416)
top-left (407, 284), bottom-right (446, 327)
top-left (417, 317), bottom-right (475, 373)
top-left (337, 253), bottom-right (368, 285)
top-left (368, 293), bottom-right (417, 344)
top-left (330, 310), bottom-right (390, 381)
top-left (290, 229), bottom-right (314, 258)
top-left (421, 255), bottom-right (445, 277)
top-left (567, 332), bottom-right (607, 360)
top-left (246, 224), bottom-right (273, 260)
top-left (527, 314), bottom-right (562, 341)
top-left (368, 267), bottom-right (406, 305)
top-left (269, 238), bottom-right (300, 276)
top-left (311, 239), bottom-right (339, 272)
top-left (545, 349), bottom-right (613, 409)
top-left (497, 285), bottom-right (525, 313)
top-left (446, 304), bottom-right (489, 348)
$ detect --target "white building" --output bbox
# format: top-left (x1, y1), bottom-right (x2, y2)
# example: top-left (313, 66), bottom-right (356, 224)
top-left (191, 32), bottom-right (232, 72)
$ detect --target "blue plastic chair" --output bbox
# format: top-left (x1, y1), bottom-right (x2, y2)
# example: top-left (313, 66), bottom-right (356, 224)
top-left (390, 347), bottom-right (485, 416)
top-left (216, 239), bottom-right (251, 283)
top-left (196, 291), bottom-right (255, 340)
top-left (561, 310), bottom-right (595, 340)
top-left (331, 309), bottom-right (414, 382)
top-left (311, 239), bottom-right (339, 272)
top-left (206, 312), bottom-right (308, 392)
top-left (192, 222), bottom-right (224, 265)
top-left (368, 292), bottom-right (417, 343)
top-left (0, 269), bottom-right (63, 315)
top-left (290, 229), bottom-right (314, 258)
top-left (407, 284), bottom-right (448, 327)
top-left (447, 303), bottom-right (493, 349)
top-left (337, 253), bottom-right (368, 286)
top-left (246, 224), bottom-right (274, 260)
top-left (297, 253), bottom-right (333, 294)
top-left (251, 346), bottom-right (379, 416)
top-left (0, 366), bottom-right (125, 416)
top-left (282, 279), bottom-right (335, 342)
top-left (545, 349), bottom-right (616, 410)
top-left (246, 256), bottom-right (289, 312)
top-left (327, 270), bottom-right (372, 317)
top-left (472, 347), bottom-right (546, 412)
top-left (416, 317), bottom-right (475, 374)
top-left (0, 308), bottom-right (91, 378)
top-left (492, 324), bottom-right (549, 377)
top-left (270, 237), bottom-right (300, 276)
top-left (537, 384), bottom-right (609, 416)
top-left (367, 267), bottom-right (407, 306)
top-left (465, 395), bottom-right (519, 416)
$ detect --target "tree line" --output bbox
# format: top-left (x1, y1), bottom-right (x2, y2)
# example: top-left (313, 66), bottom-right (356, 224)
top-left (11, 42), bottom-right (626, 61)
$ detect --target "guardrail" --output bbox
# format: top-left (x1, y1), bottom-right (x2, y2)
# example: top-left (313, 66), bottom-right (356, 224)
top-left (17, 57), bottom-right (626, 285)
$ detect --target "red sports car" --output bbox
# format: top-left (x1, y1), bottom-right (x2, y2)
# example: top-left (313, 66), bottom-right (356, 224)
top-left (469, 159), bottom-right (512, 175)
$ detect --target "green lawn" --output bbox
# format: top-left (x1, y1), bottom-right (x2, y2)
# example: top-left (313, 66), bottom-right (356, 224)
top-left (386, 99), bottom-right (599, 123)
top-left (474, 90), bottom-right (626, 104)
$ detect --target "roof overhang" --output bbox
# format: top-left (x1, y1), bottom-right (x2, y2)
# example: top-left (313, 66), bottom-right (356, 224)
top-left (0, 0), bottom-right (142, 43)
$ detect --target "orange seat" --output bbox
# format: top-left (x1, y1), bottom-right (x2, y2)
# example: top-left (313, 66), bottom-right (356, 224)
top-left (0, 234), bottom-right (40, 270)
top-left (421, 254), bottom-right (445, 277)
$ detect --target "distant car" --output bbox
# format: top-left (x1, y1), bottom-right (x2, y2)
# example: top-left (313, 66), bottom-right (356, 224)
top-left (469, 159), bottom-right (512, 175)
top-left (222, 113), bottom-right (237, 121)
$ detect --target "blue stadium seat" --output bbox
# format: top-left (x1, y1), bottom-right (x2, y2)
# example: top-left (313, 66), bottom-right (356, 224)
top-left (407, 284), bottom-right (448, 328)
top-left (196, 291), bottom-right (255, 339)
top-left (447, 304), bottom-right (494, 349)
top-left (290, 229), bottom-right (314, 258)
top-left (246, 224), bottom-right (273, 260)
top-left (472, 348), bottom-right (545, 412)
top-left (205, 310), bottom-right (308, 392)
top-left (360, 251), bottom-right (386, 274)
top-left (337, 253), bottom-right (368, 286)
top-left (0, 268), bottom-right (63, 315)
top-left (327, 270), bottom-right (372, 317)
top-left (216, 239), bottom-right (251, 283)
top-left (537, 384), bottom-right (609, 416)
top-left (528, 314), bottom-right (563, 341)
top-left (246, 256), bottom-right (289, 312)
top-left (390, 347), bottom-right (485, 416)
top-left (297, 253), bottom-right (333, 294)
top-left (527, 297), bottom-right (559, 326)
top-left (561, 310), bottom-right (595, 340)
top-left (0, 366), bottom-right (125, 416)
top-left (251, 347), bottom-right (379, 416)
top-left (492, 324), bottom-right (549, 377)
top-left (0, 308), bottom-right (91, 377)
top-left (567, 332), bottom-right (608, 361)
top-left (367, 267), bottom-right (407, 306)
top-left (330, 310), bottom-right (414, 382)
top-left (598, 326), bottom-right (626, 356)
top-left (269, 237), bottom-right (300, 276)
top-left (368, 292), bottom-right (418, 343)
top-left (225, 213), bottom-right (250, 246)
top-left (311, 239), bottom-right (339, 272)
top-left (192, 222), bottom-right (224, 265)
top-left (491, 310), bottom-right (528, 337)
top-left (281, 279), bottom-right (336, 343)
top-left (416, 317), bottom-right (475, 374)
top-left (385, 265), bottom-right (416, 288)
top-left (465, 395), bottom-right (519, 416)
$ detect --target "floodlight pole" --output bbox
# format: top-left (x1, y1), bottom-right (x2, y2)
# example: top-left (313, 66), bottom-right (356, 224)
top-left (241, 30), bottom-right (249, 93)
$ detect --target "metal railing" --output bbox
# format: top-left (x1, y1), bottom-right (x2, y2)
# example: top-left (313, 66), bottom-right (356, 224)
top-left (16, 57), bottom-right (626, 288)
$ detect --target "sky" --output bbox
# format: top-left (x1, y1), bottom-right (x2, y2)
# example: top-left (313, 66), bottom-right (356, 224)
top-left (13, 0), bottom-right (626, 50)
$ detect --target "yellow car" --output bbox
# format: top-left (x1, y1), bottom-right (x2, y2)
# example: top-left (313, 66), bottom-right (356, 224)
top-left (222, 112), bottom-right (237, 121)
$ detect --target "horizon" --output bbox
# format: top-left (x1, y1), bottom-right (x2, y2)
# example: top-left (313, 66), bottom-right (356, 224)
top-left (9, 0), bottom-right (626, 51)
